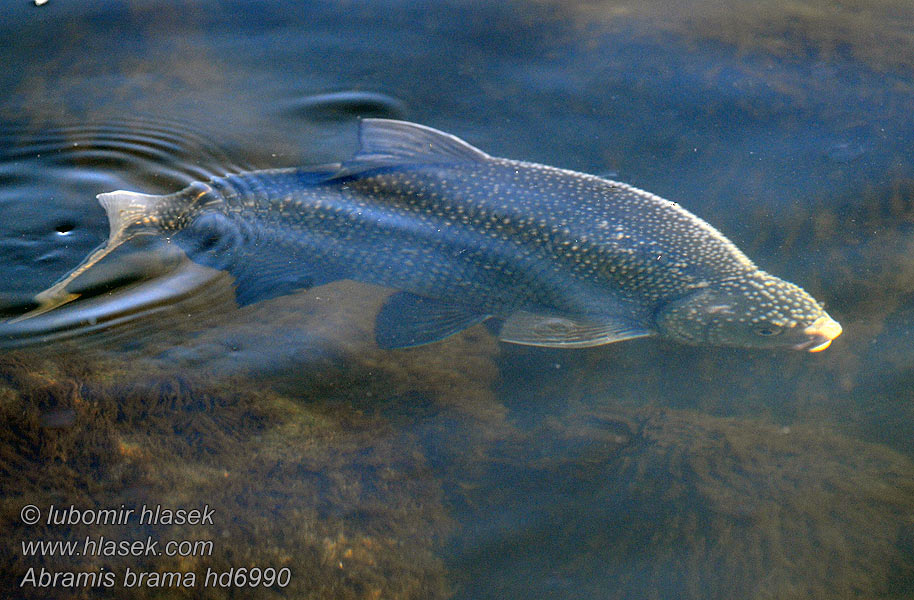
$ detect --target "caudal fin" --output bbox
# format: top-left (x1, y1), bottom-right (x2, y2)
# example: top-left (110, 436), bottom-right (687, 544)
top-left (97, 190), bottom-right (162, 244)
top-left (11, 190), bottom-right (163, 321)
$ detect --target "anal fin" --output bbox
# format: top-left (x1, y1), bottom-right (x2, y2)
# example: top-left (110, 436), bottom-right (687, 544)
top-left (498, 310), bottom-right (653, 348)
top-left (375, 292), bottom-right (489, 349)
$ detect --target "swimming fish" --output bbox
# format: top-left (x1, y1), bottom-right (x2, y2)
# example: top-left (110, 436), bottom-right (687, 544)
top-left (16, 119), bottom-right (841, 351)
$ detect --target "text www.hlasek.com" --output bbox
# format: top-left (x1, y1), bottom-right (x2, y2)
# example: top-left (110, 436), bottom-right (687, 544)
top-left (22, 536), bottom-right (213, 558)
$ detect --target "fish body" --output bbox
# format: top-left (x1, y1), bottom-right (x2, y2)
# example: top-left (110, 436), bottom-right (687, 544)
top-left (20, 120), bottom-right (841, 351)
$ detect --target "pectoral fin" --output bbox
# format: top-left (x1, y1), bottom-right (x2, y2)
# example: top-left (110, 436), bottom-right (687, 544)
top-left (171, 212), bottom-right (341, 307)
top-left (202, 243), bottom-right (341, 307)
top-left (375, 292), bottom-right (489, 349)
top-left (229, 256), bottom-right (335, 307)
top-left (498, 311), bottom-right (653, 348)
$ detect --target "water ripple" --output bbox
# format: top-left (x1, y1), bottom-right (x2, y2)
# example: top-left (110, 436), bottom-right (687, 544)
top-left (0, 116), bottom-right (253, 185)
top-left (0, 253), bottom-right (236, 352)
top-left (0, 115), bottom-right (251, 329)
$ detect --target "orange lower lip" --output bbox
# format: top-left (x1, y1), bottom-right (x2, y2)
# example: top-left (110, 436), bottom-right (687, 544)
top-left (807, 338), bottom-right (832, 352)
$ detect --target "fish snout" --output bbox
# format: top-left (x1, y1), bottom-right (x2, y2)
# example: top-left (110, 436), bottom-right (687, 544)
top-left (794, 315), bottom-right (842, 352)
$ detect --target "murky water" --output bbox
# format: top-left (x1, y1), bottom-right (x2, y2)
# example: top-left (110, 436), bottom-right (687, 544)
top-left (2, 1), bottom-right (913, 598)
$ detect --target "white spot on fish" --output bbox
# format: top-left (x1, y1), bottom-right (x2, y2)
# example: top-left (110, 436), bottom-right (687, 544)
top-left (707, 304), bottom-right (733, 314)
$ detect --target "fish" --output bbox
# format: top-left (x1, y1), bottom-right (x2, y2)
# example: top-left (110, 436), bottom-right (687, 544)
top-left (14, 119), bottom-right (842, 351)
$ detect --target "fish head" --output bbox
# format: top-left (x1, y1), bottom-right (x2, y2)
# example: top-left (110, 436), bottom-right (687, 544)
top-left (655, 272), bottom-right (842, 351)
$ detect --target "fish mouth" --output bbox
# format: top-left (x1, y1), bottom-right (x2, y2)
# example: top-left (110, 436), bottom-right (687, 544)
top-left (793, 315), bottom-right (842, 352)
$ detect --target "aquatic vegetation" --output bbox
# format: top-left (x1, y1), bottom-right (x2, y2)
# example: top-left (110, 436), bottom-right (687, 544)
top-left (545, 0), bottom-right (914, 75)
top-left (689, 0), bottom-right (914, 75)
top-left (446, 406), bottom-right (914, 600)
top-left (0, 350), bottom-right (457, 599)
top-left (4, 333), bottom-right (912, 599)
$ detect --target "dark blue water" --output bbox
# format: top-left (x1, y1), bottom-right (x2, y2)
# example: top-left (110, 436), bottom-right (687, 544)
top-left (2, 1), bottom-right (913, 599)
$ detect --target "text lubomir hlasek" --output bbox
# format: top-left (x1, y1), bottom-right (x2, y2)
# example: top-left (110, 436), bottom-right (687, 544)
top-left (44, 504), bottom-right (214, 526)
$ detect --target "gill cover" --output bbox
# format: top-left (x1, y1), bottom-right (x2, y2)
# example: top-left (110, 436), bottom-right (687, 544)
top-left (654, 287), bottom-right (718, 345)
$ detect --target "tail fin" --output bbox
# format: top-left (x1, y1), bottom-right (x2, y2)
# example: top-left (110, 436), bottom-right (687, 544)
top-left (97, 190), bottom-right (162, 246)
top-left (11, 190), bottom-right (163, 322)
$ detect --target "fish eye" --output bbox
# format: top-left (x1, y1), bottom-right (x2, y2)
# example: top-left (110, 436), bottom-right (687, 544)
top-left (754, 324), bottom-right (783, 337)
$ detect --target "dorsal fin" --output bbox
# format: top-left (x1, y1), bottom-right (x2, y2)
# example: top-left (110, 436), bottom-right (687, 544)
top-left (354, 119), bottom-right (491, 165)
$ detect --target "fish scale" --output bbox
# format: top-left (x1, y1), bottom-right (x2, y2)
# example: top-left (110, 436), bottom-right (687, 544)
top-left (13, 119), bottom-right (841, 351)
top-left (201, 167), bottom-right (575, 313)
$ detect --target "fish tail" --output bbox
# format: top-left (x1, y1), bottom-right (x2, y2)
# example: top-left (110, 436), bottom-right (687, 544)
top-left (97, 189), bottom-right (163, 244)
top-left (11, 190), bottom-right (164, 321)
